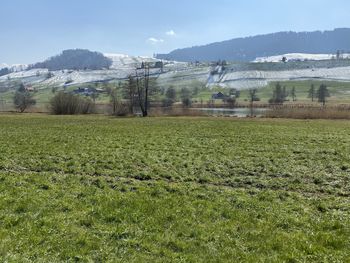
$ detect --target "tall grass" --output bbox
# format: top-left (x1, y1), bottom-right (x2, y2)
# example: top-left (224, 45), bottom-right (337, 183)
top-left (266, 106), bottom-right (350, 119)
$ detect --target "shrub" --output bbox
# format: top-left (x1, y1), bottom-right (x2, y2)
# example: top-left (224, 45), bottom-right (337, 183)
top-left (49, 92), bottom-right (94, 115)
top-left (162, 98), bottom-right (175, 107)
top-left (112, 102), bottom-right (130, 117)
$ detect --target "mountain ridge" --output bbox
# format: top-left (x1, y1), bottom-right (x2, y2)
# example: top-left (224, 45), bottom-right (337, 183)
top-left (156, 28), bottom-right (350, 62)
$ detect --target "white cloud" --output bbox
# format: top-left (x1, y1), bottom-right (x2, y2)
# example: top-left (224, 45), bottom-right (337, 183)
top-left (166, 30), bottom-right (176, 36)
top-left (147, 37), bottom-right (164, 44)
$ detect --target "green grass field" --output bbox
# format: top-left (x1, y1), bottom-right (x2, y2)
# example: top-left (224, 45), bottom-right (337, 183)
top-left (0, 115), bottom-right (349, 262)
top-left (239, 80), bottom-right (350, 104)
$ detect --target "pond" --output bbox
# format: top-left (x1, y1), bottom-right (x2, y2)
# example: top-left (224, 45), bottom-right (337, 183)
top-left (193, 107), bottom-right (268, 117)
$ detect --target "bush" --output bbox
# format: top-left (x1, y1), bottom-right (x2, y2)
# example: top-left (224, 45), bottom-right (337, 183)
top-left (112, 102), bottom-right (129, 116)
top-left (162, 98), bottom-right (175, 107)
top-left (49, 92), bottom-right (94, 115)
top-left (225, 97), bottom-right (236, 108)
top-left (180, 88), bottom-right (192, 108)
top-left (182, 98), bottom-right (192, 108)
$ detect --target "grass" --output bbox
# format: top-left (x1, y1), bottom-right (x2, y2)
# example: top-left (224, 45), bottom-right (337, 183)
top-left (266, 107), bottom-right (350, 119)
top-left (0, 115), bottom-right (350, 262)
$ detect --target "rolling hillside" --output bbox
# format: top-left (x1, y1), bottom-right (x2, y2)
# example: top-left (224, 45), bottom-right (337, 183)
top-left (156, 28), bottom-right (350, 62)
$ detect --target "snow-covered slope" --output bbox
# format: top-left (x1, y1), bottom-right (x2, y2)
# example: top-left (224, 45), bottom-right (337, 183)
top-left (0, 63), bottom-right (9, 69)
top-left (1, 52), bottom-right (350, 90)
top-left (0, 63), bottom-right (28, 71)
top-left (0, 62), bottom-right (189, 87)
top-left (254, 53), bottom-right (350, 63)
top-left (214, 66), bottom-right (350, 89)
top-left (11, 64), bottom-right (29, 72)
top-left (105, 53), bottom-right (159, 70)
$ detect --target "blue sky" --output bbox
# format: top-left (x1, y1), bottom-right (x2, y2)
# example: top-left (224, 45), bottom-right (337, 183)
top-left (1, 0), bottom-right (350, 64)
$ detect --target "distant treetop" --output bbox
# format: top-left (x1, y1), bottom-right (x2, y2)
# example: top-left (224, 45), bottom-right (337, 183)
top-left (30, 49), bottom-right (112, 71)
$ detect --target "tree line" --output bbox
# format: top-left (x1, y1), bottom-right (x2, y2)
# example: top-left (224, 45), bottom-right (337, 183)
top-left (30, 49), bottom-right (112, 71)
top-left (10, 72), bottom-right (332, 114)
top-left (268, 82), bottom-right (330, 106)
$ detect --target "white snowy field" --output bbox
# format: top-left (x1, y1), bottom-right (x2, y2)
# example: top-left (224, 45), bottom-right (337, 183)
top-left (1, 53), bottom-right (350, 90)
top-left (254, 53), bottom-right (350, 63)
top-left (105, 53), bottom-right (158, 70)
top-left (0, 68), bottom-right (161, 86)
top-left (1, 64), bottom-right (350, 90)
top-left (217, 66), bottom-right (350, 89)
top-left (0, 54), bottom-right (190, 87)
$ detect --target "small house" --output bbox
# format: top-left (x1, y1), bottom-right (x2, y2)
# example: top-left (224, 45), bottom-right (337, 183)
top-left (73, 87), bottom-right (95, 96)
top-left (211, 92), bottom-right (227, 100)
top-left (25, 85), bottom-right (35, 92)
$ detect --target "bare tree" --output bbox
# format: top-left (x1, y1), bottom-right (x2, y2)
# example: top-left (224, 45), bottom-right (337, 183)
top-left (123, 75), bottom-right (136, 115)
top-left (91, 92), bottom-right (99, 103)
top-left (291, 86), bottom-right (297, 102)
top-left (308, 84), bottom-right (315, 102)
top-left (110, 88), bottom-right (119, 115)
top-left (134, 62), bottom-right (161, 117)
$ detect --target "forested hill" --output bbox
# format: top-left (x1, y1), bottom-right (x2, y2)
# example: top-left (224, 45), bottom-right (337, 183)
top-left (156, 28), bottom-right (350, 62)
top-left (30, 49), bottom-right (112, 71)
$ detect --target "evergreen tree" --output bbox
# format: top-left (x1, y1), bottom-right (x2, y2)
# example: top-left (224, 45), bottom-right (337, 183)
top-left (269, 83), bottom-right (287, 104)
top-left (291, 86), bottom-right (297, 102)
top-left (308, 84), bottom-right (315, 102)
top-left (317, 84), bottom-right (330, 106)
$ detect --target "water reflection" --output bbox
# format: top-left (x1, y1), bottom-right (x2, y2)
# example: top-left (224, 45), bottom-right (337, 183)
top-left (194, 108), bottom-right (268, 117)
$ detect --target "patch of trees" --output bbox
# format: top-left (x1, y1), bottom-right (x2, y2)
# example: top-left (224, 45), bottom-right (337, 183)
top-left (317, 84), bottom-right (330, 106)
top-left (123, 63), bottom-right (161, 117)
top-left (30, 49), bottom-right (112, 71)
top-left (107, 63), bottom-right (162, 117)
top-left (290, 87), bottom-right (297, 102)
top-left (180, 88), bottom-right (192, 107)
top-left (162, 86), bottom-right (176, 107)
top-left (49, 92), bottom-right (94, 115)
top-left (0, 67), bottom-right (10, 77)
top-left (269, 83), bottom-right (289, 104)
top-left (308, 83), bottom-right (330, 105)
top-left (110, 84), bottom-right (129, 117)
top-left (13, 83), bottom-right (36, 113)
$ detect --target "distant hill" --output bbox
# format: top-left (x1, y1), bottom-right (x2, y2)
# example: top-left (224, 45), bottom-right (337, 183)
top-left (0, 67), bottom-right (10, 77)
top-left (156, 28), bottom-right (350, 62)
top-left (30, 49), bottom-right (112, 71)
top-left (0, 64), bottom-right (28, 76)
